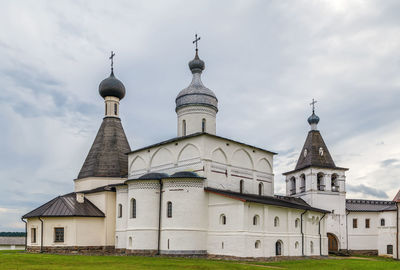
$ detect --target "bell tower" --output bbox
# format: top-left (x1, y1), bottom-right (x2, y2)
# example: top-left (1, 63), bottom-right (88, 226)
top-left (283, 100), bottom-right (348, 252)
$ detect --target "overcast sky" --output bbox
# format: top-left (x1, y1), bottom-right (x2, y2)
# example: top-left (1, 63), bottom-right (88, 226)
top-left (1, 0), bottom-right (399, 231)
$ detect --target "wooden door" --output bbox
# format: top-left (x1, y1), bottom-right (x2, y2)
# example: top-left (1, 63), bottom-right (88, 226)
top-left (328, 233), bottom-right (338, 252)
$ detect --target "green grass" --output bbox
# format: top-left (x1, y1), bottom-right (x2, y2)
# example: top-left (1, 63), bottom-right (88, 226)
top-left (0, 250), bottom-right (399, 270)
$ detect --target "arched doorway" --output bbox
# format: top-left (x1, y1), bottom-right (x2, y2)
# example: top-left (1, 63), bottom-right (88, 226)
top-left (327, 233), bottom-right (339, 253)
top-left (275, 241), bottom-right (282, 256)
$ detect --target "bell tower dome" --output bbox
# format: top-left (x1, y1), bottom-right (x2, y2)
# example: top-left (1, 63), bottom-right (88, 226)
top-left (175, 35), bottom-right (218, 136)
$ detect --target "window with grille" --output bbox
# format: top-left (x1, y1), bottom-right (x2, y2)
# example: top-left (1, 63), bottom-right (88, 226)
top-left (167, 202), bottom-right (172, 218)
top-left (54, 227), bottom-right (64, 243)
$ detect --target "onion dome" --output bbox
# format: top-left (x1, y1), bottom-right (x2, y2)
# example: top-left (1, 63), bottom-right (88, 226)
top-left (175, 51), bottom-right (218, 112)
top-left (99, 71), bottom-right (126, 100)
top-left (307, 112), bottom-right (320, 125)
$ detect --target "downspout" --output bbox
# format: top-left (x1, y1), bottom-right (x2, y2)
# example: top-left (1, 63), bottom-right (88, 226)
top-left (318, 213), bottom-right (326, 256)
top-left (157, 179), bottom-right (163, 255)
top-left (21, 218), bottom-right (27, 251)
top-left (301, 210), bottom-right (307, 256)
top-left (396, 203), bottom-right (399, 260)
top-left (38, 217), bottom-right (44, 253)
top-left (346, 210), bottom-right (350, 252)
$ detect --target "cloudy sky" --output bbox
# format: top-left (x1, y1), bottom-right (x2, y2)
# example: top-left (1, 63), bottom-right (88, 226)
top-left (1, 0), bottom-right (399, 231)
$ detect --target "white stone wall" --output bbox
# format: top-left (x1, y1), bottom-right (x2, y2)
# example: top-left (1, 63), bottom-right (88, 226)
top-left (177, 106), bottom-right (217, 136)
top-left (348, 211), bottom-right (397, 257)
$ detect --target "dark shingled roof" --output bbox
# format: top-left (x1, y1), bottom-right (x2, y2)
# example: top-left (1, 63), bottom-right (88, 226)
top-left (205, 187), bottom-right (329, 213)
top-left (22, 193), bottom-right (105, 218)
top-left (170, 171), bottom-right (204, 179)
top-left (139, 172), bottom-right (169, 180)
top-left (78, 117), bottom-right (131, 179)
top-left (346, 199), bottom-right (397, 212)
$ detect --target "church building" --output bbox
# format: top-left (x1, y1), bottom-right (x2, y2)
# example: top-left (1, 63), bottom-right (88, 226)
top-left (22, 40), bottom-right (399, 259)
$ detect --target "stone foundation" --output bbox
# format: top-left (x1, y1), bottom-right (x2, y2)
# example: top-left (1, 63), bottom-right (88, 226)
top-left (27, 245), bottom-right (115, 254)
top-left (347, 249), bottom-right (378, 256)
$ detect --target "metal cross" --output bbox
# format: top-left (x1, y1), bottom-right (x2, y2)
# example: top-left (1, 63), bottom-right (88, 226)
top-left (310, 98), bottom-right (317, 113)
top-left (193, 34), bottom-right (201, 51)
top-left (109, 51), bottom-right (115, 71)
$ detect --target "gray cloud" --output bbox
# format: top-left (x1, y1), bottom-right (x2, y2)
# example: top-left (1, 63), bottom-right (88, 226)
top-left (0, 0), bottom-right (399, 230)
top-left (347, 184), bottom-right (389, 199)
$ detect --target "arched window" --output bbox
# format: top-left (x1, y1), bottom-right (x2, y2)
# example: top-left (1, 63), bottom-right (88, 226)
top-left (118, 204), bottom-right (122, 218)
top-left (381, 218), bottom-right (385, 226)
top-left (182, 120), bottom-right (186, 136)
top-left (274, 216), bottom-right (279, 227)
top-left (295, 218), bottom-right (300, 228)
top-left (255, 240), bottom-right (261, 249)
top-left (275, 241), bottom-right (282, 256)
top-left (128, 237), bottom-right (132, 248)
top-left (240, 180), bottom-right (244, 194)
top-left (202, 118), bottom-right (206, 132)
top-left (114, 103), bottom-right (118, 115)
top-left (130, 198), bottom-right (136, 219)
top-left (295, 241), bottom-right (299, 249)
top-left (387, 244), bottom-right (393, 254)
top-left (310, 241), bottom-right (314, 254)
top-left (300, 174), bottom-right (306, 193)
top-left (220, 214), bottom-right (226, 225)
top-left (221, 242), bottom-right (224, 249)
top-left (253, 215), bottom-right (260, 226)
top-left (290, 177), bottom-right (296, 195)
top-left (331, 174), bottom-right (339, 192)
top-left (167, 201), bottom-right (172, 218)
top-left (258, 182), bottom-right (263, 196)
top-left (317, 173), bottom-right (324, 191)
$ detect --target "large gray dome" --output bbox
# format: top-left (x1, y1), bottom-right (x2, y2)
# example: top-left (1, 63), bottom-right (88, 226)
top-left (175, 51), bottom-right (218, 112)
top-left (99, 71), bottom-right (126, 100)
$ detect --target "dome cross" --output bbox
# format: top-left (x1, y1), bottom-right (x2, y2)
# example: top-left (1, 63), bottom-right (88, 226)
top-left (193, 34), bottom-right (201, 51)
top-left (109, 51), bottom-right (115, 73)
top-left (310, 98), bottom-right (317, 113)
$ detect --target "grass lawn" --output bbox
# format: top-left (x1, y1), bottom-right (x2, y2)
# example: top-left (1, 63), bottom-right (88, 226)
top-left (0, 250), bottom-right (399, 270)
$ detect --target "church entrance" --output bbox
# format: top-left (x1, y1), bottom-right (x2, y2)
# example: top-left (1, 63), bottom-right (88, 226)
top-left (328, 233), bottom-right (339, 253)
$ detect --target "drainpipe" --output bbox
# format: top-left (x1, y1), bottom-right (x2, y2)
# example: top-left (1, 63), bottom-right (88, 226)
top-left (21, 218), bottom-right (27, 251)
top-left (318, 213), bottom-right (326, 256)
top-left (301, 210), bottom-right (307, 256)
top-left (38, 217), bottom-right (44, 253)
top-left (157, 180), bottom-right (163, 255)
top-left (346, 210), bottom-right (350, 252)
top-left (396, 203), bottom-right (399, 260)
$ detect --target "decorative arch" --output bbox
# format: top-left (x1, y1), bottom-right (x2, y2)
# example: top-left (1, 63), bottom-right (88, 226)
top-left (211, 148), bottom-right (228, 164)
top-left (129, 156), bottom-right (146, 173)
top-left (231, 148), bottom-right (253, 169)
top-left (220, 214), bottom-right (227, 225)
top-left (255, 240), bottom-right (261, 249)
top-left (256, 158), bottom-right (272, 173)
top-left (253, 215), bottom-right (260, 226)
top-left (150, 147), bottom-right (173, 168)
top-left (317, 172), bottom-right (325, 191)
top-left (177, 143), bottom-right (201, 163)
top-left (327, 233), bottom-right (339, 252)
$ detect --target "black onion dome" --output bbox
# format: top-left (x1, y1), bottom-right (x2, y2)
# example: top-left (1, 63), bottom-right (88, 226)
top-left (176, 51), bottom-right (218, 112)
top-left (99, 71), bottom-right (126, 100)
top-left (308, 112), bottom-right (320, 125)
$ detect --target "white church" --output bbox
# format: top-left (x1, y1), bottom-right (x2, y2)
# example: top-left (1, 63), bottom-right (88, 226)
top-left (22, 43), bottom-right (400, 259)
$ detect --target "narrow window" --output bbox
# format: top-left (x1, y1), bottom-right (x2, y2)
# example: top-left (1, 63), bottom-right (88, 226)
top-left (54, 227), bottom-right (64, 243)
top-left (331, 174), bottom-right (339, 192)
top-left (167, 239), bottom-right (170, 250)
top-left (118, 204), bottom-right (123, 218)
top-left (253, 215), bottom-right (259, 226)
top-left (202, 118), bottom-right (206, 132)
top-left (255, 240), bottom-right (261, 249)
top-left (220, 214), bottom-right (226, 225)
top-left (381, 218), bottom-right (385, 226)
top-left (387, 245), bottom-right (393, 254)
top-left (239, 180), bottom-right (244, 194)
top-left (365, 218), bottom-right (370, 228)
top-left (182, 120), bottom-right (186, 136)
top-left (221, 242), bottom-right (224, 249)
top-left (128, 237), bottom-right (133, 248)
top-left (31, 228), bottom-right (36, 243)
top-left (258, 182), bottom-right (263, 196)
top-left (167, 201), bottom-right (172, 218)
top-left (114, 103), bottom-right (117, 115)
top-left (295, 218), bottom-right (300, 228)
top-left (105, 103), bottom-right (107, 115)
top-left (295, 241), bottom-right (299, 249)
top-left (290, 177), bottom-right (296, 195)
top-left (274, 216), bottom-right (279, 227)
top-left (353, 218), bottom-right (357, 228)
top-left (310, 241), bottom-right (314, 254)
top-left (300, 174), bottom-right (306, 192)
top-left (130, 198), bottom-right (136, 219)
top-left (275, 241), bottom-right (282, 256)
